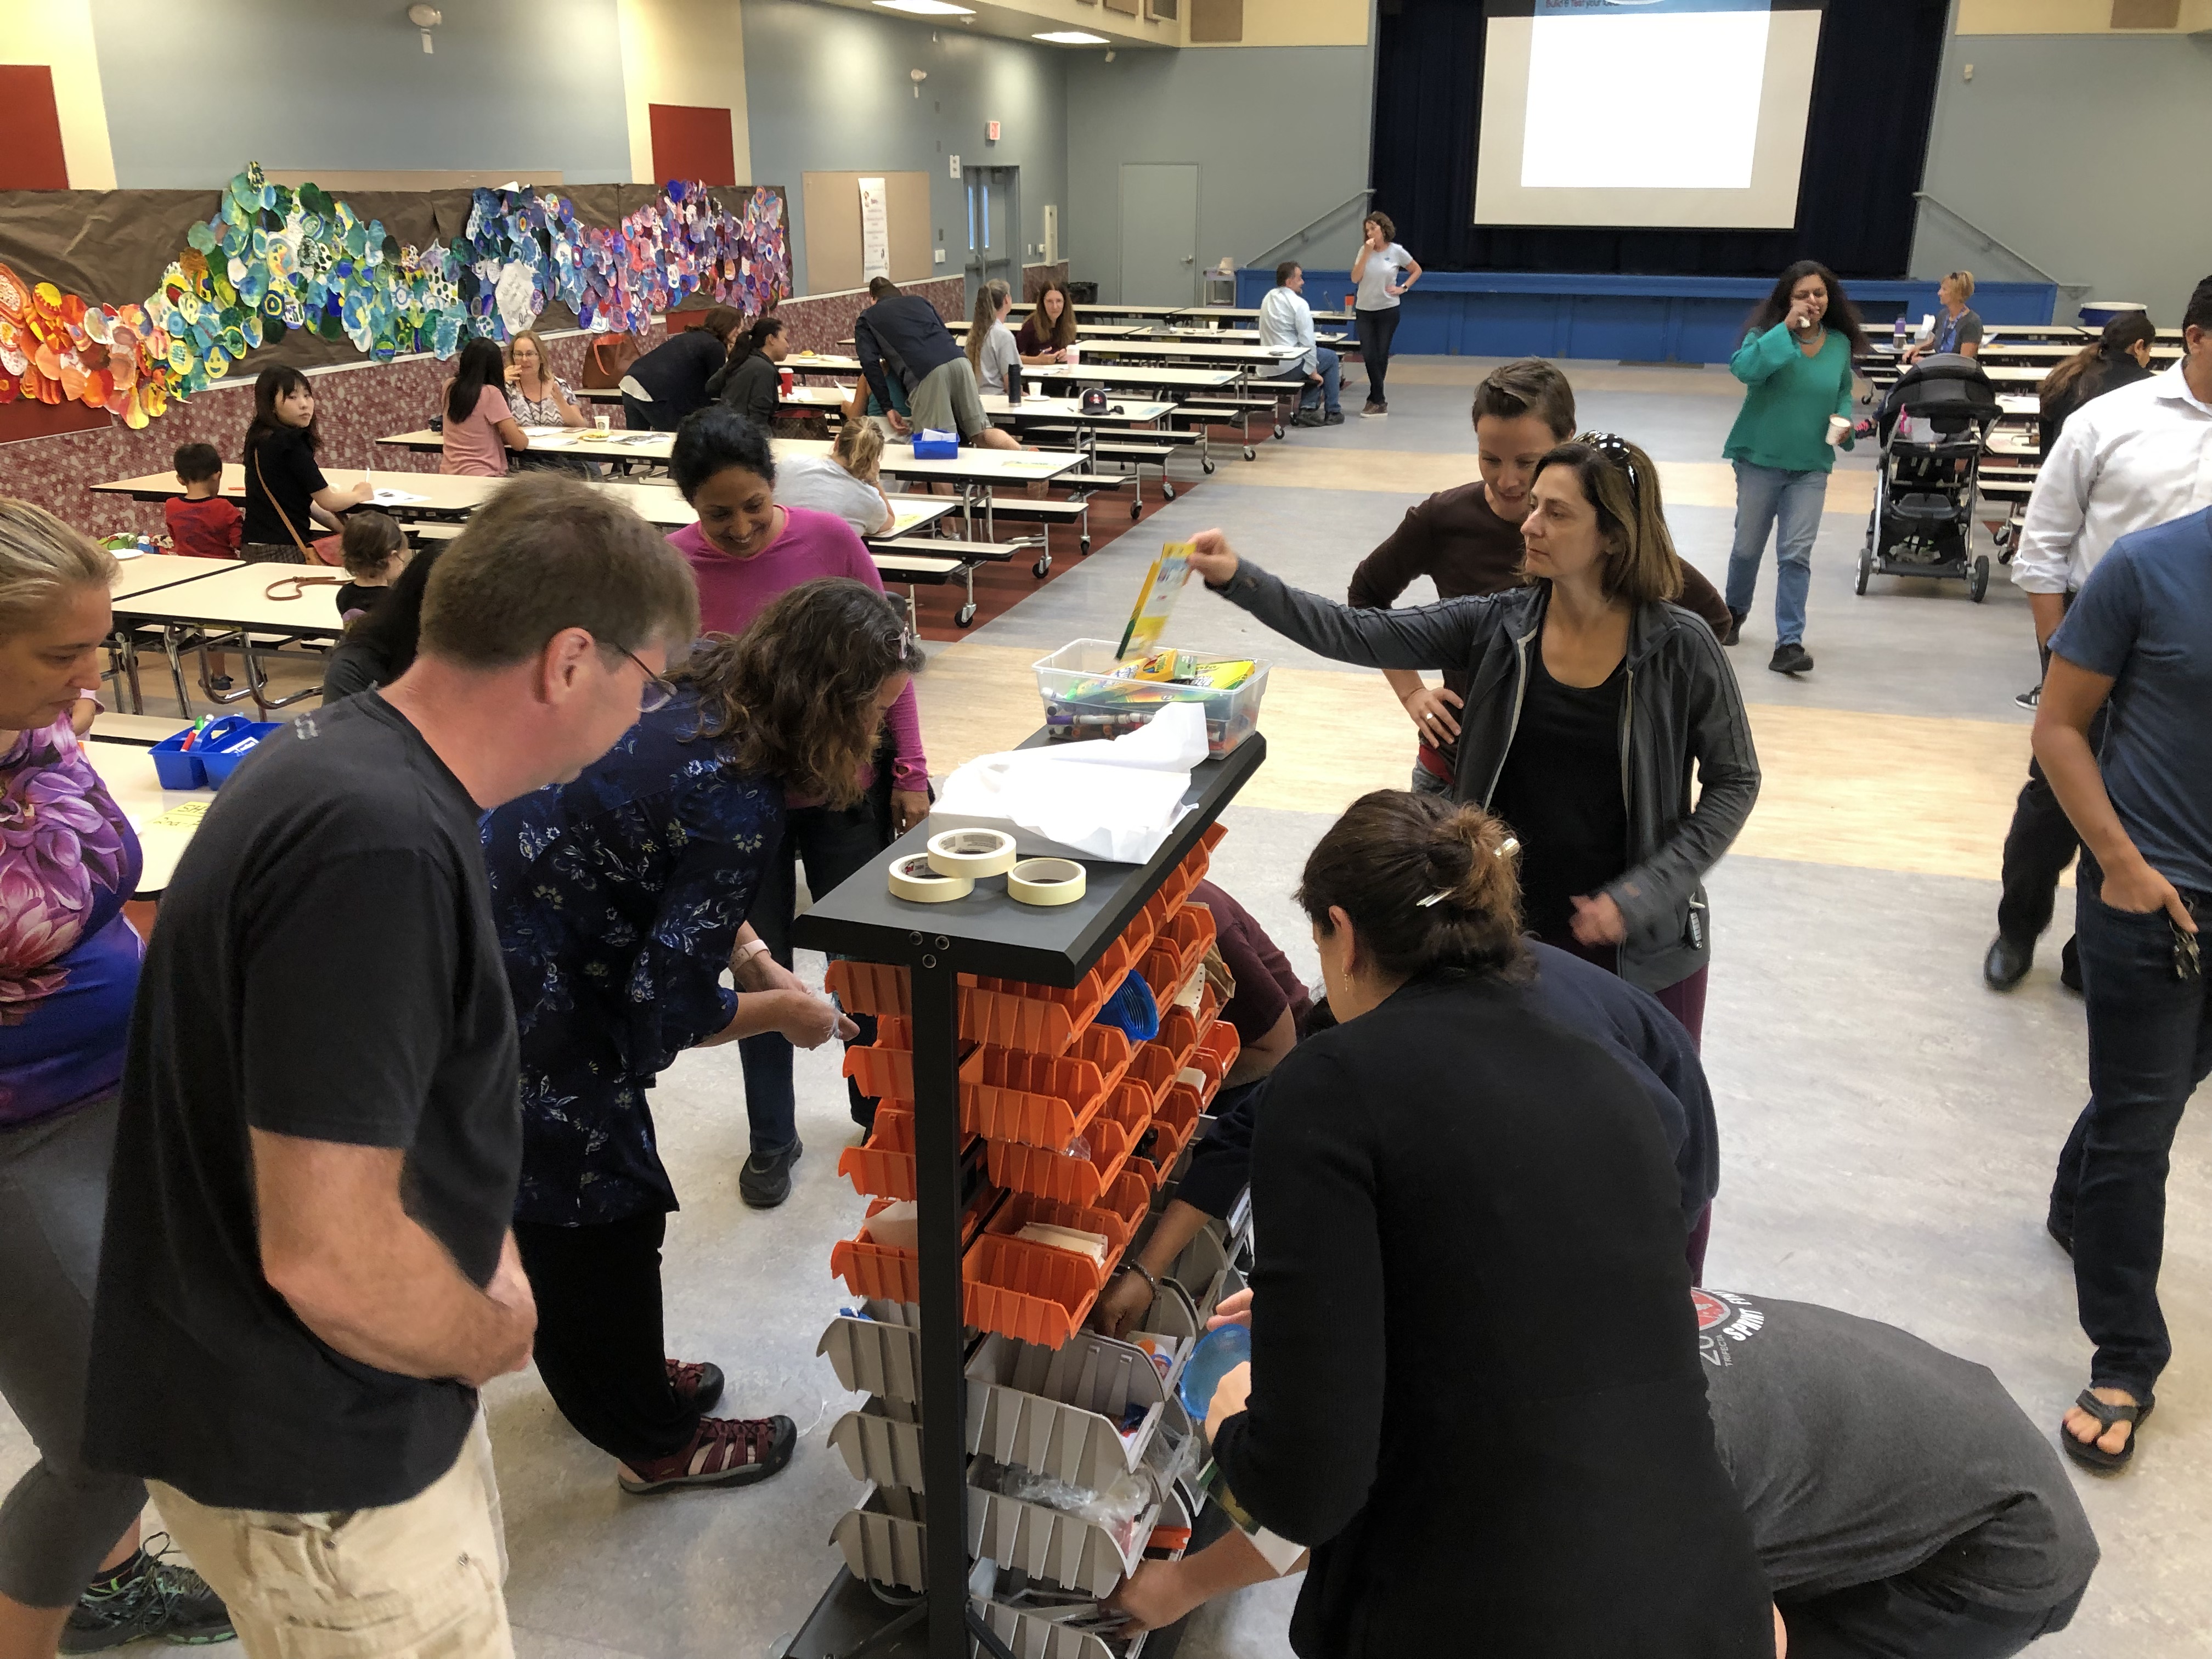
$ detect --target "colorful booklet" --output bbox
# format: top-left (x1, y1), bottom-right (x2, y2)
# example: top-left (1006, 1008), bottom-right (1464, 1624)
top-left (1117, 541), bottom-right (1195, 659)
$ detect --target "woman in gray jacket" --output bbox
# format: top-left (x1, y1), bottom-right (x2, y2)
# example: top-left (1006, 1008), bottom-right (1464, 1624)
top-left (1188, 433), bottom-right (1758, 1043)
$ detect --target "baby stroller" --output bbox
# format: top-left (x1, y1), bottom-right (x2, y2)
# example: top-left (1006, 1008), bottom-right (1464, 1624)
top-left (1857, 353), bottom-right (2002, 601)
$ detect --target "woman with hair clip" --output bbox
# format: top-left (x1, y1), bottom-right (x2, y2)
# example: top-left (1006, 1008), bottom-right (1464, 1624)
top-left (707, 315), bottom-right (789, 431)
top-left (439, 336), bottom-right (530, 476)
top-left (240, 365), bottom-right (371, 563)
top-left (482, 578), bottom-right (923, 1498)
top-left (1721, 259), bottom-right (1867, 675)
top-left (1015, 279), bottom-right (1079, 365)
top-left (1189, 433), bottom-right (1759, 1043)
top-left (966, 279), bottom-right (1021, 396)
top-left (1194, 789), bottom-right (1776, 1659)
top-left (776, 419), bottom-right (898, 538)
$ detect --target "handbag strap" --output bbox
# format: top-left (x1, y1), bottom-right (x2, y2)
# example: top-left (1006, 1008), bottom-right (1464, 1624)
top-left (252, 444), bottom-right (317, 561)
top-left (263, 574), bottom-right (345, 602)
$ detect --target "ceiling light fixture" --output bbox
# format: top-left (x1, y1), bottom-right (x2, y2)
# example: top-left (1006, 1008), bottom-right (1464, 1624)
top-left (875, 0), bottom-right (976, 15)
top-left (1032, 29), bottom-right (1110, 43)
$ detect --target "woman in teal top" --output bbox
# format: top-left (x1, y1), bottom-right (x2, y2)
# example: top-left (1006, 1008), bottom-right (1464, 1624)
top-left (1722, 260), bottom-right (1866, 676)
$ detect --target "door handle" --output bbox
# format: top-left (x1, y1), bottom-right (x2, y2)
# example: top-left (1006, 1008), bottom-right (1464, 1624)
top-left (1181, 256), bottom-right (1194, 264)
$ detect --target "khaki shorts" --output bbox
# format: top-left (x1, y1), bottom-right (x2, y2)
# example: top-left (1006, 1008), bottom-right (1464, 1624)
top-left (909, 356), bottom-right (986, 442)
top-left (150, 1413), bottom-right (511, 1659)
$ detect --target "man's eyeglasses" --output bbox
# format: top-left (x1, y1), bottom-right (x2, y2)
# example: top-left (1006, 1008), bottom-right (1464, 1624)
top-left (615, 645), bottom-right (676, 714)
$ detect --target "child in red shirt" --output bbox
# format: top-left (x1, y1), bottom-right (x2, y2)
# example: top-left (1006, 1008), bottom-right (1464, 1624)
top-left (165, 442), bottom-right (241, 686)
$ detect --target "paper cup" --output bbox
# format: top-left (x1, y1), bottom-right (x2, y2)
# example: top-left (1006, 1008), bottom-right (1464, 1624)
top-left (1827, 415), bottom-right (1850, 446)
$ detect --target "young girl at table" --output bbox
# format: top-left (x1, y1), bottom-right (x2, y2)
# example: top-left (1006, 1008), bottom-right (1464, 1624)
top-left (773, 419), bottom-right (896, 537)
top-left (331, 511), bottom-right (407, 622)
top-left (439, 337), bottom-right (530, 477)
top-left (318, 543), bottom-right (443, 704)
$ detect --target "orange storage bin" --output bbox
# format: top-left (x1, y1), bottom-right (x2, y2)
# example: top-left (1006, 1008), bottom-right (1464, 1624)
top-left (984, 1117), bottom-right (1136, 1208)
top-left (1138, 904), bottom-right (1218, 1004)
top-left (963, 1233), bottom-right (1107, 1348)
top-left (831, 1231), bottom-right (922, 1302)
top-left (871, 1015), bottom-right (914, 1050)
top-left (1125, 1041), bottom-right (1180, 1110)
top-left (838, 1141), bottom-right (919, 1201)
top-left (1155, 988), bottom-right (1222, 1071)
top-left (985, 1173), bottom-right (1148, 1257)
top-left (958, 1025), bottom-right (1135, 1149)
top-left (825, 960), bottom-right (912, 1019)
top-left (1188, 1022), bottom-right (1241, 1094)
top-left (1151, 1081), bottom-right (1204, 1167)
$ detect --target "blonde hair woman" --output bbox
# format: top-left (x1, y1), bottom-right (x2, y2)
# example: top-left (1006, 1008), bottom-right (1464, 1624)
top-left (1903, 270), bottom-right (1983, 364)
top-left (0, 501), bottom-right (235, 1651)
top-left (964, 279), bottom-right (1019, 397)
top-left (774, 417), bottom-right (898, 537)
top-left (506, 330), bottom-right (594, 476)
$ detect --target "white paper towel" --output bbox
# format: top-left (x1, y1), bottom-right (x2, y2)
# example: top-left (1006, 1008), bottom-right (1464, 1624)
top-left (932, 702), bottom-right (1206, 864)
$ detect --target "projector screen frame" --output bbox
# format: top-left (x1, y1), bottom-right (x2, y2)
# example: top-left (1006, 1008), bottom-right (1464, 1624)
top-left (1472, 0), bottom-right (1828, 234)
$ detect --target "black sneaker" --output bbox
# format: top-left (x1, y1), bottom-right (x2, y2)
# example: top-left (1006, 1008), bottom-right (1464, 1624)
top-left (1768, 642), bottom-right (1814, 675)
top-left (1984, 934), bottom-right (2034, 991)
top-left (1321, 411), bottom-right (1345, 426)
top-left (62, 1538), bottom-right (235, 1652)
top-left (2014, 684), bottom-right (2041, 710)
top-left (206, 675), bottom-right (234, 692)
top-left (1722, 608), bottom-right (1747, 647)
top-left (738, 1137), bottom-right (803, 1209)
top-left (1289, 409), bottom-right (1325, 428)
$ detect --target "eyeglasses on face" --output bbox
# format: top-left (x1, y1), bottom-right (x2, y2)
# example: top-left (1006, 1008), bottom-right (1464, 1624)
top-left (613, 644), bottom-right (675, 714)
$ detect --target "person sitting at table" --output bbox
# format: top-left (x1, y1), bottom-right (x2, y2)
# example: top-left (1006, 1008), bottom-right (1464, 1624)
top-left (620, 307), bottom-right (743, 432)
top-left (665, 408), bottom-right (931, 1202)
top-left (1258, 262), bottom-right (1341, 427)
top-left (240, 366), bottom-right (372, 564)
top-left (505, 329), bottom-right (594, 477)
top-left (966, 280), bottom-right (1022, 397)
top-left (484, 578), bottom-right (922, 1497)
top-left (0, 499), bottom-right (241, 1657)
top-left (707, 315), bottom-right (789, 431)
top-left (1195, 788), bottom-right (1775, 1657)
top-left (1347, 360), bottom-right (1732, 798)
top-left (1017, 279), bottom-right (1079, 365)
top-left (318, 544), bottom-right (444, 704)
top-left (1901, 270), bottom-right (1985, 364)
top-left (332, 510), bottom-right (407, 622)
top-left (855, 279), bottom-right (1021, 451)
top-left (167, 441), bottom-right (242, 688)
top-left (439, 337), bottom-right (530, 477)
top-left (775, 419), bottom-right (897, 538)
top-left (1115, 1286), bottom-right (2094, 1659)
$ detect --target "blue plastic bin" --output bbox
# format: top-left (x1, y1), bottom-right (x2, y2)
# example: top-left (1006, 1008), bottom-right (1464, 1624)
top-left (201, 720), bottom-right (283, 788)
top-left (150, 714), bottom-right (262, 789)
top-left (911, 428), bottom-right (958, 460)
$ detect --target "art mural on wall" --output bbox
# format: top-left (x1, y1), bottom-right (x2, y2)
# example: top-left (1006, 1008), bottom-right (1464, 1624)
top-left (0, 163), bottom-right (791, 428)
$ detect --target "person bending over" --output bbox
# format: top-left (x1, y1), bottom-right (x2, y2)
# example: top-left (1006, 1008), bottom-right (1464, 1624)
top-left (1348, 358), bottom-right (1731, 797)
top-left (84, 475), bottom-right (701, 1659)
top-left (1119, 1289), bottom-right (2094, 1659)
top-left (854, 277), bottom-right (1020, 452)
top-left (1191, 436), bottom-right (1759, 1045)
top-left (1197, 788), bottom-right (1774, 1658)
top-left (484, 579), bottom-right (922, 1496)
top-left (621, 307), bottom-right (743, 432)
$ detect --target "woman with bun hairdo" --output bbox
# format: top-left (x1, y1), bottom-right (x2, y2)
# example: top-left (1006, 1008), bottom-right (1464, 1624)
top-left (1197, 788), bottom-right (1775, 1659)
top-left (1189, 432), bottom-right (1758, 1043)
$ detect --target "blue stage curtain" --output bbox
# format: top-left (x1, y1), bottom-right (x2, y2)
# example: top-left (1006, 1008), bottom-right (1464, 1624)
top-left (1371, 0), bottom-right (1950, 281)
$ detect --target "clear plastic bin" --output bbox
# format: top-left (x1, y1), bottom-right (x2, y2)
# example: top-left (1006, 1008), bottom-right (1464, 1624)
top-left (1031, 640), bottom-right (1268, 758)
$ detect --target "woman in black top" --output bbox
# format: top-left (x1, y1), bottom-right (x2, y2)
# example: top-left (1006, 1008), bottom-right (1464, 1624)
top-left (1202, 790), bottom-right (1774, 1659)
top-left (1188, 434), bottom-right (1758, 1042)
top-left (2037, 311), bottom-right (2157, 461)
top-left (240, 366), bottom-right (370, 563)
top-left (707, 315), bottom-right (788, 431)
top-left (621, 307), bottom-right (742, 432)
top-left (319, 545), bottom-right (443, 703)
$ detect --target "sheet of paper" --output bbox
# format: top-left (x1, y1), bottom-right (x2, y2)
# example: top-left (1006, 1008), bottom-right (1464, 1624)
top-left (370, 488), bottom-right (427, 505)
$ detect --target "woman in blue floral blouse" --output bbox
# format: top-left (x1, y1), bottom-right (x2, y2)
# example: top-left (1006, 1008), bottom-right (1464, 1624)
top-left (482, 578), bottom-right (923, 1498)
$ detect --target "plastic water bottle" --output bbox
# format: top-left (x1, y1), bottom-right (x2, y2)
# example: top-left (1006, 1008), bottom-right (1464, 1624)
top-left (1178, 1321), bottom-right (1252, 1420)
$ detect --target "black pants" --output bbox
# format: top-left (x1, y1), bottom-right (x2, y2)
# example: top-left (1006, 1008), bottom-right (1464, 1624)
top-left (1784, 1577), bottom-right (2084, 1659)
top-left (738, 795), bottom-right (887, 1152)
top-left (514, 1211), bottom-right (696, 1464)
top-left (2051, 871), bottom-right (2211, 1398)
top-left (621, 393), bottom-right (684, 433)
top-left (1996, 701), bottom-right (2106, 973)
top-left (1355, 307), bottom-right (1400, 408)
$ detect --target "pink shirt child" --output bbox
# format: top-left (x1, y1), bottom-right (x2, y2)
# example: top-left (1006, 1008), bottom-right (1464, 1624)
top-left (667, 507), bottom-right (927, 794)
top-left (439, 384), bottom-right (512, 477)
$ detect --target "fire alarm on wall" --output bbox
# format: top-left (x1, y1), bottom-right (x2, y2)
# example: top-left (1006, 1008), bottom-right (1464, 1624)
top-left (986, 120), bottom-right (1001, 142)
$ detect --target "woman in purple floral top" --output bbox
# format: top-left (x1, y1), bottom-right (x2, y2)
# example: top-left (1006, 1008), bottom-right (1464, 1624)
top-left (0, 501), bottom-right (232, 1650)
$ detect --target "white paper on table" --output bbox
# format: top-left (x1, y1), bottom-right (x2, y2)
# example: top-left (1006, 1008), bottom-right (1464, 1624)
top-left (370, 488), bottom-right (427, 505)
top-left (932, 703), bottom-right (1206, 864)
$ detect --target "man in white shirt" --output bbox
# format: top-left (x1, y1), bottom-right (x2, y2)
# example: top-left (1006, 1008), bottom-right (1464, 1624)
top-left (1258, 262), bottom-right (1341, 427)
top-left (1987, 275), bottom-right (2212, 992)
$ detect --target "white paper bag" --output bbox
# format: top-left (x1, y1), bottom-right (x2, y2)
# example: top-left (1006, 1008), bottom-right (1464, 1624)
top-left (930, 703), bottom-right (1206, 864)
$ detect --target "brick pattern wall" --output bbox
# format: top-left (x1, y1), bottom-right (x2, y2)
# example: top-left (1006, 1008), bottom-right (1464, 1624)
top-left (0, 278), bottom-right (967, 540)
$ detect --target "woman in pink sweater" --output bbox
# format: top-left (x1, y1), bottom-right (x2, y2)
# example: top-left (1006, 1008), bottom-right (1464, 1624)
top-left (666, 407), bottom-right (928, 1206)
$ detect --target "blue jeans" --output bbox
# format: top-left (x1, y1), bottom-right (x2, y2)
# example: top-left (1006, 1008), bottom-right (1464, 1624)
top-left (738, 798), bottom-right (888, 1154)
top-left (1300, 348), bottom-right (1341, 414)
top-left (1724, 460), bottom-right (1827, 646)
top-left (2050, 871), bottom-right (2210, 1399)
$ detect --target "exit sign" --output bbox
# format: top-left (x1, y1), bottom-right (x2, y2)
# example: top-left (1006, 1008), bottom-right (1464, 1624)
top-left (986, 120), bottom-right (1001, 142)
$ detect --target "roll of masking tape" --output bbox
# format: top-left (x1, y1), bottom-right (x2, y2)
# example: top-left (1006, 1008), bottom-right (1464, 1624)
top-left (1007, 857), bottom-right (1087, 906)
top-left (926, 827), bottom-right (1019, 879)
top-left (888, 853), bottom-right (973, 904)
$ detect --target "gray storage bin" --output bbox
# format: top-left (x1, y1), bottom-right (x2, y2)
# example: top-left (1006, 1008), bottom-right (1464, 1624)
top-left (966, 1468), bottom-right (1192, 1599)
top-left (817, 1301), bottom-right (922, 1403)
top-left (827, 1397), bottom-right (926, 1491)
top-left (830, 1485), bottom-right (928, 1593)
top-left (966, 1331), bottom-right (1177, 1492)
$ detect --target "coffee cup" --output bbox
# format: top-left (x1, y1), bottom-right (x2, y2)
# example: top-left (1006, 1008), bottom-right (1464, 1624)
top-left (1827, 414), bottom-right (1850, 446)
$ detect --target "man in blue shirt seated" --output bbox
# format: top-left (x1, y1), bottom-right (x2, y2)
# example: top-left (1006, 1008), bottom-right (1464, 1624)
top-left (1257, 262), bottom-right (1341, 427)
top-left (2034, 499), bottom-right (2212, 1472)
